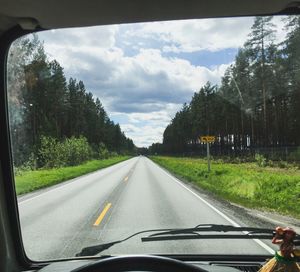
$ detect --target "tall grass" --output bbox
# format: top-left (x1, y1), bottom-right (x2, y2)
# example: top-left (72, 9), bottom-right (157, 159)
top-left (151, 156), bottom-right (300, 218)
top-left (15, 156), bottom-right (130, 195)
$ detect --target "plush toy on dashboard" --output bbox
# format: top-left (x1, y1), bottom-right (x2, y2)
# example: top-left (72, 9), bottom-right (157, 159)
top-left (259, 227), bottom-right (300, 272)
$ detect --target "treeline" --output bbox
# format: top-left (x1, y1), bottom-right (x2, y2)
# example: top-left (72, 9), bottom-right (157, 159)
top-left (149, 16), bottom-right (300, 158)
top-left (8, 35), bottom-right (135, 168)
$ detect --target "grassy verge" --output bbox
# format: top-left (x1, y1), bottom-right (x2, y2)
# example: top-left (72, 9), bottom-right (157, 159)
top-left (150, 156), bottom-right (300, 219)
top-left (15, 156), bottom-right (131, 195)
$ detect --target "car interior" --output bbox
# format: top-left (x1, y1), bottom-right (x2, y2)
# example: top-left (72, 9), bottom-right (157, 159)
top-left (0, 0), bottom-right (300, 271)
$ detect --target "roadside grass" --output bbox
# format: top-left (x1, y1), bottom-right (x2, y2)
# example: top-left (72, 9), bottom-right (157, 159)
top-left (150, 156), bottom-right (300, 219)
top-left (15, 156), bottom-right (131, 195)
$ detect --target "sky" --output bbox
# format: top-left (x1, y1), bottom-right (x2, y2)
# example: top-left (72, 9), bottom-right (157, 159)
top-left (37, 16), bottom-right (285, 147)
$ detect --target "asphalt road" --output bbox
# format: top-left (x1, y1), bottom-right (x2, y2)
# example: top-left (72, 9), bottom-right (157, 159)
top-left (18, 156), bottom-right (275, 260)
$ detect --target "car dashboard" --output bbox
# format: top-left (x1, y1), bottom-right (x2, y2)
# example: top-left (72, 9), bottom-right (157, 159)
top-left (28, 255), bottom-right (267, 272)
top-left (37, 259), bottom-right (262, 272)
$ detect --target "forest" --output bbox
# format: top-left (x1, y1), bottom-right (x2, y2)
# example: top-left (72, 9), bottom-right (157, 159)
top-left (7, 35), bottom-right (135, 168)
top-left (149, 16), bottom-right (300, 159)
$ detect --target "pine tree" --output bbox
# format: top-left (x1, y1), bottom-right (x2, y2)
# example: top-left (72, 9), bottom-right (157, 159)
top-left (245, 16), bottom-right (276, 145)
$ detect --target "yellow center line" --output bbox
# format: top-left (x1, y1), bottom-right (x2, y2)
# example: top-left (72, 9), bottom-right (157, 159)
top-left (93, 203), bottom-right (112, 226)
top-left (124, 176), bottom-right (129, 182)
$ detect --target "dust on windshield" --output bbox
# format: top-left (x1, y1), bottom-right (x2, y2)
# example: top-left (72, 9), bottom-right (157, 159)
top-left (7, 15), bottom-right (300, 260)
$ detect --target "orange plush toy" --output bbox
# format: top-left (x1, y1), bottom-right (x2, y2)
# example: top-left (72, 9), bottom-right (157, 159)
top-left (259, 227), bottom-right (300, 272)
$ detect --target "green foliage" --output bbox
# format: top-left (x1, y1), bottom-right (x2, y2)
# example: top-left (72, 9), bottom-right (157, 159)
top-left (109, 151), bottom-right (118, 157)
top-left (64, 136), bottom-right (92, 166)
top-left (255, 154), bottom-right (267, 167)
top-left (151, 16), bottom-right (300, 158)
top-left (277, 160), bottom-right (289, 169)
top-left (15, 156), bottom-right (131, 195)
top-left (7, 34), bottom-right (136, 167)
top-left (151, 156), bottom-right (300, 218)
top-left (254, 177), bottom-right (300, 216)
top-left (14, 153), bottom-right (37, 175)
top-left (289, 147), bottom-right (300, 162)
top-left (98, 142), bottom-right (110, 159)
top-left (38, 136), bottom-right (63, 168)
top-left (38, 136), bottom-right (92, 168)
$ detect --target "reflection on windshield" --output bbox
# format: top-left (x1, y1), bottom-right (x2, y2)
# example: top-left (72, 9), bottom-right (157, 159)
top-left (7, 15), bottom-right (300, 260)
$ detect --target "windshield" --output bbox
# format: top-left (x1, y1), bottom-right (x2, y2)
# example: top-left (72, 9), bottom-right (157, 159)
top-left (7, 15), bottom-right (300, 261)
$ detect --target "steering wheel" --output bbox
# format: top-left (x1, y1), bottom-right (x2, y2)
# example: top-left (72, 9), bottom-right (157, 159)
top-left (71, 255), bottom-right (208, 272)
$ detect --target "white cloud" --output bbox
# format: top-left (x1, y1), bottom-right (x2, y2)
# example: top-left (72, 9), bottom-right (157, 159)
top-left (123, 16), bottom-right (288, 53)
top-left (123, 17), bottom-right (254, 53)
top-left (111, 104), bottom-right (183, 147)
top-left (272, 16), bottom-right (287, 44)
top-left (44, 25), bottom-right (118, 48)
top-left (36, 16), bottom-right (287, 147)
top-left (120, 122), bottom-right (166, 147)
top-left (41, 43), bottom-right (228, 107)
top-left (37, 25), bottom-right (233, 147)
top-left (39, 25), bottom-right (119, 71)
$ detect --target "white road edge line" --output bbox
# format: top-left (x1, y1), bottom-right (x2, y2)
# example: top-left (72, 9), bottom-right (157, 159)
top-left (148, 158), bottom-right (275, 255)
top-left (18, 158), bottom-right (135, 205)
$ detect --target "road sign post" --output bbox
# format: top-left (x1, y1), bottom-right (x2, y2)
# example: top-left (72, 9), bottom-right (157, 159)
top-left (200, 136), bottom-right (215, 172)
top-left (206, 141), bottom-right (210, 172)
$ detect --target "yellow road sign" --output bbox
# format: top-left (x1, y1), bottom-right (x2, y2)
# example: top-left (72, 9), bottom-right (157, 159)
top-left (200, 136), bottom-right (215, 143)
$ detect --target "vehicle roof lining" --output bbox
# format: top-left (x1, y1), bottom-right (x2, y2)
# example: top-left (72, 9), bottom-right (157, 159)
top-left (0, 0), bottom-right (299, 36)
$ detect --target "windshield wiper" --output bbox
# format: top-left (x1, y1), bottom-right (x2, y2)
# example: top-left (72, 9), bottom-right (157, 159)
top-left (76, 227), bottom-right (174, 256)
top-left (141, 224), bottom-right (275, 242)
top-left (76, 224), bottom-right (300, 256)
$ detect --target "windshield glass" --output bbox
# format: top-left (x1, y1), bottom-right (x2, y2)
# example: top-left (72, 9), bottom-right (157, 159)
top-left (7, 15), bottom-right (300, 261)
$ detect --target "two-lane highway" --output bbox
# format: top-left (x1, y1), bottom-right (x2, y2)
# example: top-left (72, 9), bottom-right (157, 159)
top-left (18, 156), bottom-right (274, 260)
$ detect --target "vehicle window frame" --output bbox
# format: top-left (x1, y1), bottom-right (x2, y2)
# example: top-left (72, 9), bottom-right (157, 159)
top-left (0, 25), bottom-right (40, 270)
top-left (1, 9), bottom-right (300, 268)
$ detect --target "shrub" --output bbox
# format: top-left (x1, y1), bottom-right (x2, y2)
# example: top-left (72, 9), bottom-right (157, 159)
top-left (233, 157), bottom-right (242, 164)
top-left (64, 136), bottom-right (92, 166)
top-left (277, 160), bottom-right (289, 169)
top-left (255, 153), bottom-right (267, 167)
top-left (38, 136), bottom-right (63, 168)
top-left (98, 142), bottom-right (109, 159)
top-left (14, 152), bottom-right (37, 175)
top-left (38, 135), bottom-right (92, 168)
top-left (289, 147), bottom-right (300, 162)
top-left (110, 151), bottom-right (118, 157)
